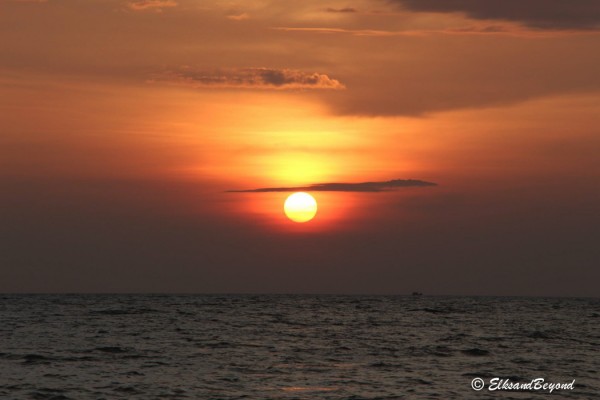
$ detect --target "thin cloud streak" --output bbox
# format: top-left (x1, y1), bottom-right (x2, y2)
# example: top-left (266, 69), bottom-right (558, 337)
top-left (227, 179), bottom-right (437, 193)
top-left (325, 7), bottom-right (357, 13)
top-left (274, 26), bottom-right (599, 38)
top-left (127, 0), bottom-right (177, 12)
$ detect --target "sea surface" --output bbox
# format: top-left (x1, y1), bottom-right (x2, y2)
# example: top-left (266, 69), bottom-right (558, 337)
top-left (0, 295), bottom-right (598, 399)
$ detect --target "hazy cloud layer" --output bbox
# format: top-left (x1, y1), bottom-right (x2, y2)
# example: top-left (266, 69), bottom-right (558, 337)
top-left (2, 0), bottom-right (599, 116)
top-left (228, 179), bottom-right (437, 193)
top-left (157, 68), bottom-right (345, 90)
top-left (322, 34), bottom-right (600, 116)
top-left (393, 0), bottom-right (600, 30)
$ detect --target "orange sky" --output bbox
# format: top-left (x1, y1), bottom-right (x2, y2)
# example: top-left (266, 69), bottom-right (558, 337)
top-left (1, 0), bottom-right (599, 294)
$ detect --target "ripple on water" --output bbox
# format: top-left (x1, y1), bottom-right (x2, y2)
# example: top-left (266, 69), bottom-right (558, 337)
top-left (0, 295), bottom-right (597, 399)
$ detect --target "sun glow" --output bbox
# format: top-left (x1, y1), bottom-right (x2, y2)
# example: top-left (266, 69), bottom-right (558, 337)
top-left (284, 192), bottom-right (317, 223)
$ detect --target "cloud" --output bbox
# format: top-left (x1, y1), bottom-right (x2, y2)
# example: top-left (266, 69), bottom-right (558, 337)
top-left (325, 7), bottom-right (357, 13)
top-left (227, 13), bottom-right (250, 21)
top-left (274, 25), bottom-right (561, 37)
top-left (127, 0), bottom-right (177, 12)
top-left (227, 179), bottom-right (437, 193)
top-left (392, 0), bottom-right (600, 30)
top-left (274, 27), bottom-right (408, 36)
top-left (155, 67), bottom-right (345, 90)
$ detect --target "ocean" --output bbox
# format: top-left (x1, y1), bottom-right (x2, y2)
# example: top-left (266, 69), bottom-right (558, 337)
top-left (1, 295), bottom-right (598, 399)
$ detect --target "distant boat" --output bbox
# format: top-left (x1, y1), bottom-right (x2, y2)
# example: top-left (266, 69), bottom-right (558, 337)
top-left (412, 292), bottom-right (423, 296)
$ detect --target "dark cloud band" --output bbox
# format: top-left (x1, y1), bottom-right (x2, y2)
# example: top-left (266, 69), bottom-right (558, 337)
top-left (393, 0), bottom-right (600, 30)
top-left (227, 179), bottom-right (437, 193)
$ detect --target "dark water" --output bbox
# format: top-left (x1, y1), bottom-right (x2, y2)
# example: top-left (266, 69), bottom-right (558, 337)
top-left (0, 295), bottom-right (598, 399)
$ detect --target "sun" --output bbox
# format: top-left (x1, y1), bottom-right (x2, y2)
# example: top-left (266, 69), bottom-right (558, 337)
top-left (284, 192), bottom-right (317, 223)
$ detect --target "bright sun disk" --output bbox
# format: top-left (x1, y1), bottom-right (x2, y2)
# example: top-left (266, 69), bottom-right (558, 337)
top-left (284, 192), bottom-right (317, 223)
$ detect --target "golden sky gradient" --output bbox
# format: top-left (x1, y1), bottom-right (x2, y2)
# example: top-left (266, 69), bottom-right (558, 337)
top-left (1, 0), bottom-right (599, 294)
